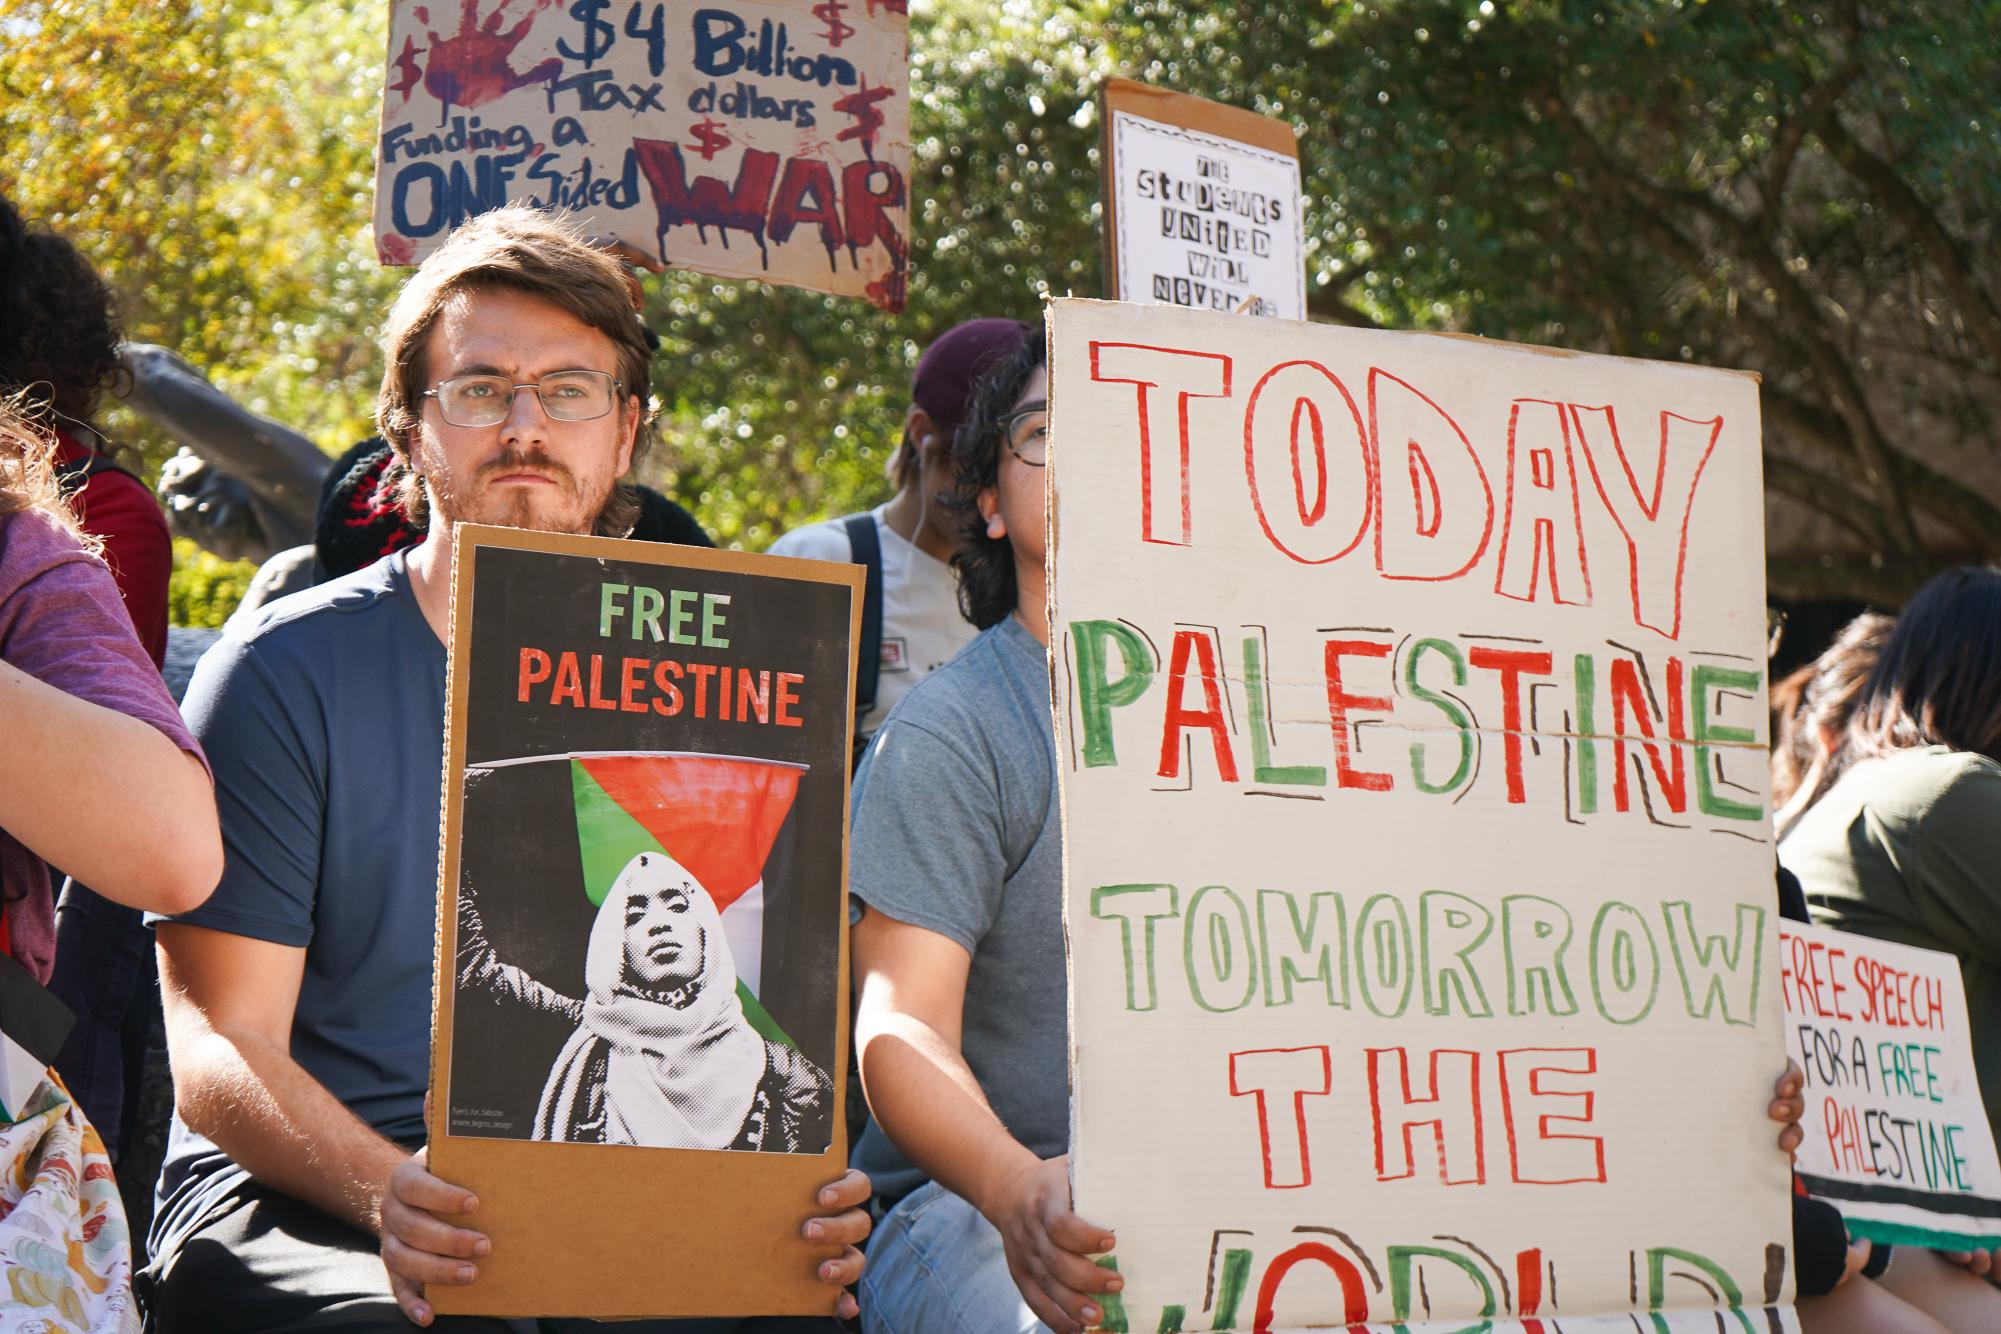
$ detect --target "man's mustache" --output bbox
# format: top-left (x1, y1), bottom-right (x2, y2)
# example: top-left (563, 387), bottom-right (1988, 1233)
top-left (478, 447), bottom-right (574, 485)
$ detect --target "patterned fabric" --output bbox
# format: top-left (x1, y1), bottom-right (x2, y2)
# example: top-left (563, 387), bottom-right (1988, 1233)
top-left (0, 1074), bottom-right (138, 1333)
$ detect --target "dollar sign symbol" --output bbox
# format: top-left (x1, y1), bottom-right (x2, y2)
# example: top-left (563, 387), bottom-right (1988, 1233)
top-left (557, 0), bottom-right (616, 66)
top-left (813, 0), bottom-right (855, 47)
top-left (687, 119), bottom-right (733, 162)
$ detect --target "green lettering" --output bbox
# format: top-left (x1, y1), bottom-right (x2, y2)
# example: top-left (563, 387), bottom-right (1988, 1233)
top-left (1692, 664), bottom-right (1763, 820)
top-left (598, 582), bottom-right (630, 637)
top-left (1662, 900), bottom-right (1764, 1026)
top-left (1590, 900), bottom-right (1660, 1025)
top-left (1502, 894), bottom-right (1579, 1017)
top-left (1071, 620), bottom-right (1155, 767)
top-left (1244, 636), bottom-right (1326, 786)
top-left (1388, 1246), bottom-right (1497, 1322)
top-left (701, 592), bottom-right (731, 648)
top-left (1256, 888), bottom-right (1348, 1007)
top-left (1090, 884), bottom-right (1180, 1012)
top-left (1185, 885), bottom-right (1256, 1012)
top-left (1405, 638), bottom-right (1473, 794)
top-left (1420, 890), bottom-right (1494, 1017)
top-left (1575, 652), bottom-right (1598, 815)
top-left (1355, 894), bottom-right (1415, 1018)
top-left (667, 588), bottom-right (699, 645)
top-left (630, 585), bottom-right (666, 641)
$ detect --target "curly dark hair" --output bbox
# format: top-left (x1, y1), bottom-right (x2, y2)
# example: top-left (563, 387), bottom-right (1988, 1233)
top-left (0, 195), bottom-right (126, 429)
top-left (946, 328), bottom-right (1042, 630)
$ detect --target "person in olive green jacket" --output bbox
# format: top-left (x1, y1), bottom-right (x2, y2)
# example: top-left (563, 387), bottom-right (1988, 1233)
top-left (1782, 565), bottom-right (2001, 1333)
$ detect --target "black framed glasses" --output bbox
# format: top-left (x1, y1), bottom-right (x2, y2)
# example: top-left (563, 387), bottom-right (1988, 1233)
top-left (1000, 402), bottom-right (1049, 467)
top-left (421, 369), bottom-right (622, 428)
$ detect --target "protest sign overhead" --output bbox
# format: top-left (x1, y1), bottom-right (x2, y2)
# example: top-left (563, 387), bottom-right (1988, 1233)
top-left (429, 524), bottom-right (859, 1318)
top-left (1046, 298), bottom-right (1792, 1332)
top-left (374, 0), bottom-right (911, 311)
top-left (1782, 919), bottom-right (2001, 1251)
top-left (1100, 79), bottom-right (1305, 321)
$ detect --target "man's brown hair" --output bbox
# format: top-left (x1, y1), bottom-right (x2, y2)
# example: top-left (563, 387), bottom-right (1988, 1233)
top-left (375, 204), bottom-right (654, 535)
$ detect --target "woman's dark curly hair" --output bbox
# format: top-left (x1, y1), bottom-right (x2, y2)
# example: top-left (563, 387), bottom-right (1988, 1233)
top-left (946, 328), bottom-right (1043, 630)
top-left (0, 195), bottom-right (126, 429)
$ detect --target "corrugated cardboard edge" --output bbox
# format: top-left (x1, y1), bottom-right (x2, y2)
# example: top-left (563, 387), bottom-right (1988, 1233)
top-left (428, 523), bottom-right (863, 1319)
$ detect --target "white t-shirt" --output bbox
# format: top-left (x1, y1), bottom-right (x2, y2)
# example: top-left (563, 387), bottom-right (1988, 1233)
top-left (767, 504), bottom-right (976, 741)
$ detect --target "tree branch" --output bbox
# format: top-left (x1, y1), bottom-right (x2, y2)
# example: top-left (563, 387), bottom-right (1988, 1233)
top-left (1544, 97), bottom-right (1920, 557)
top-left (1814, 112), bottom-right (2001, 375)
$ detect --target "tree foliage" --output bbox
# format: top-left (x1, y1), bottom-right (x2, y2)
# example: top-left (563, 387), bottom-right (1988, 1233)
top-left (4, 0), bottom-right (1994, 604)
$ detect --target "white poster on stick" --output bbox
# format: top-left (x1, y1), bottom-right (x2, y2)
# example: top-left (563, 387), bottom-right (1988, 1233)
top-left (1103, 80), bottom-right (1305, 321)
top-left (1047, 298), bottom-right (1793, 1331)
top-left (1783, 919), bottom-right (2001, 1251)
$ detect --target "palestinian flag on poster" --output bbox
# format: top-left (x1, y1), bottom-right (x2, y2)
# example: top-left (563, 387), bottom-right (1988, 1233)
top-left (567, 752), bottom-right (807, 1047)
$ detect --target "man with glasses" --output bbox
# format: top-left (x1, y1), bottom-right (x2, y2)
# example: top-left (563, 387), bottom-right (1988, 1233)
top-left (143, 205), bottom-right (871, 1332)
top-left (843, 331), bottom-right (1127, 1334)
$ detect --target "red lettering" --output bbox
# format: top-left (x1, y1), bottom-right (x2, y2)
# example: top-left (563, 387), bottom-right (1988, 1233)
top-left (651, 660), bottom-right (684, 716)
top-left (1495, 399), bottom-right (1591, 605)
top-left (1367, 1047), bottom-right (1484, 1185)
top-left (1570, 404), bottom-right (1724, 640)
top-left (737, 668), bottom-right (771, 724)
top-left (1089, 342), bottom-right (1232, 546)
top-left (687, 662), bottom-right (717, 716)
top-left (619, 656), bottom-right (650, 713)
top-left (1609, 656), bottom-right (1686, 814)
top-left (1159, 630), bottom-right (1239, 782)
top-left (518, 647), bottom-right (552, 702)
top-left (1322, 638), bottom-right (1392, 791)
top-left (768, 156), bottom-right (843, 253)
top-left (632, 140), bottom-right (780, 246)
top-left (1466, 647), bottom-right (1554, 804)
top-left (550, 652), bottom-right (584, 708)
top-left (775, 671), bottom-right (804, 728)
top-left (1497, 1048), bottom-right (1605, 1184)
top-left (1227, 1046), bottom-right (1332, 1189)
top-left (587, 654), bottom-right (618, 711)
top-left (1243, 360), bottom-right (1370, 564)
top-left (1252, 1242), bottom-right (1369, 1333)
top-left (1370, 368), bottom-right (1492, 581)
top-left (841, 159), bottom-right (904, 258)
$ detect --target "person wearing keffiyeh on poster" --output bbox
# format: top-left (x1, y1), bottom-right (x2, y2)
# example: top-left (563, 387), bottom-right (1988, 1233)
top-left (535, 851), bottom-right (831, 1154)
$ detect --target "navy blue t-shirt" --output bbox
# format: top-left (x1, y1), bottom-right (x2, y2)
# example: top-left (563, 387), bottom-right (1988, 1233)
top-left (149, 550), bottom-right (445, 1257)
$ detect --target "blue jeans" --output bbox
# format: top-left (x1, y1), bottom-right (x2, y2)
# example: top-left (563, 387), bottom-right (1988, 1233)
top-left (858, 1183), bottom-right (1051, 1334)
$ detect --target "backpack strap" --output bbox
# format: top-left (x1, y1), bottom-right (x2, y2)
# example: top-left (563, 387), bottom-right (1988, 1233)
top-left (842, 512), bottom-right (884, 715)
top-left (55, 448), bottom-right (138, 495)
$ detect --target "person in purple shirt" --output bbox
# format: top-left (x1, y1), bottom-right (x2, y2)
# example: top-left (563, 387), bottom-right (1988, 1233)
top-left (0, 398), bottom-right (219, 977)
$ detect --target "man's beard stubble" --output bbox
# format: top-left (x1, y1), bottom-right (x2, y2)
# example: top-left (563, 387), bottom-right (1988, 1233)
top-left (424, 444), bottom-right (616, 536)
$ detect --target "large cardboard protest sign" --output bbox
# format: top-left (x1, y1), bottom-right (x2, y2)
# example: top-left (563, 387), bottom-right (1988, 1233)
top-left (1101, 79), bottom-right (1305, 320)
top-left (429, 525), bottom-right (859, 1317)
top-left (374, 0), bottom-right (910, 311)
top-left (1047, 299), bottom-right (1792, 1331)
top-left (1782, 919), bottom-right (2001, 1250)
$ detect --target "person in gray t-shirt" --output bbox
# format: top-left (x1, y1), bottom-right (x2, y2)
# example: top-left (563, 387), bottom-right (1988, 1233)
top-left (851, 334), bottom-right (1125, 1334)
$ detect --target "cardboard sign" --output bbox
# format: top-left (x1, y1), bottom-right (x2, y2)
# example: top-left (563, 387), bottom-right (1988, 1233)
top-left (374, 0), bottom-right (911, 311)
top-left (1046, 298), bottom-right (1794, 1331)
top-left (1782, 919), bottom-right (2001, 1250)
top-left (429, 525), bottom-right (859, 1318)
top-left (1101, 79), bottom-right (1305, 320)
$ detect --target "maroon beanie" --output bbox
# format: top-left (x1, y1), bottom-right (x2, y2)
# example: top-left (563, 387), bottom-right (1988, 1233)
top-left (910, 318), bottom-right (1035, 438)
